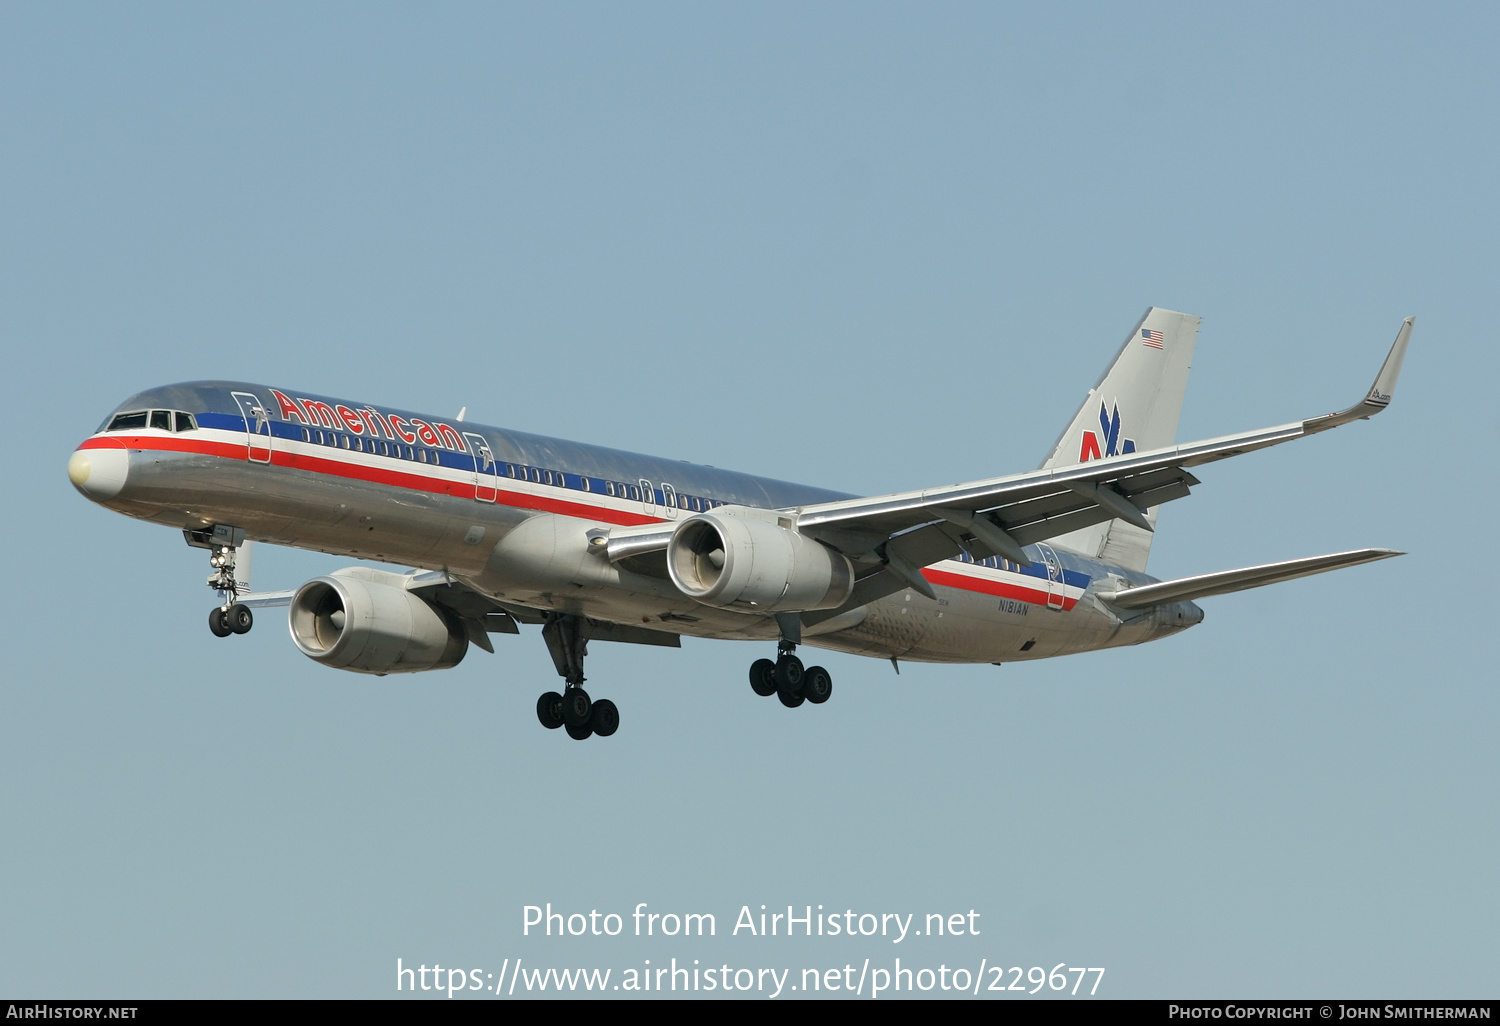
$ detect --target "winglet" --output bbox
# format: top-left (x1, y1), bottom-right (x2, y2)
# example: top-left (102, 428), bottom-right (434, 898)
top-left (1305, 316), bottom-right (1413, 434)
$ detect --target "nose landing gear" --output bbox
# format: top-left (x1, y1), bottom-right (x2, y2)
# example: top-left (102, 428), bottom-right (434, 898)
top-left (186, 526), bottom-right (254, 639)
top-left (535, 613), bottom-right (620, 740)
top-left (208, 603), bottom-right (253, 637)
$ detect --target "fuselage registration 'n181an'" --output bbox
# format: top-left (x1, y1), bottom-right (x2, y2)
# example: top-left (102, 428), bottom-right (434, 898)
top-left (69, 309), bottom-right (1412, 740)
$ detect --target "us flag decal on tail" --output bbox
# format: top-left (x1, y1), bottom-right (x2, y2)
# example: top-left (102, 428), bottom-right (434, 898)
top-left (1141, 328), bottom-right (1165, 348)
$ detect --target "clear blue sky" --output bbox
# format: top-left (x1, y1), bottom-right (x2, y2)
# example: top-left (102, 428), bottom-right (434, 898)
top-left (2, 2), bottom-right (1495, 998)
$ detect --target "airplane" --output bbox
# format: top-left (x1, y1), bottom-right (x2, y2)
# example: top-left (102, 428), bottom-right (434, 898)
top-left (68, 308), bottom-right (1412, 741)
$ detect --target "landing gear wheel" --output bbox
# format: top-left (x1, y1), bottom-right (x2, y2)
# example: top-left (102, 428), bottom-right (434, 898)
top-left (536, 692), bottom-right (565, 730)
top-left (565, 721), bottom-right (593, 741)
top-left (749, 658), bottom-right (778, 697)
top-left (802, 666), bottom-right (833, 704)
top-left (561, 688), bottom-right (593, 728)
top-left (777, 688), bottom-right (806, 708)
top-left (774, 653), bottom-right (804, 694)
top-left (590, 699), bottom-right (619, 737)
top-left (228, 603), bottom-right (253, 634)
top-left (208, 607), bottom-right (232, 638)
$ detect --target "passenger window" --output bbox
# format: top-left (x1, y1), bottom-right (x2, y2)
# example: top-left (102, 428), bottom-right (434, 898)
top-left (150, 410), bottom-right (171, 431)
top-left (301, 428), bottom-right (310, 442)
top-left (418, 449), bottom-right (427, 463)
top-left (581, 477), bottom-right (591, 492)
top-left (341, 435), bottom-right (351, 449)
top-left (175, 412), bottom-right (197, 432)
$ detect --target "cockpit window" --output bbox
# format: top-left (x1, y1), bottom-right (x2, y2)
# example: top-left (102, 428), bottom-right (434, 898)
top-left (105, 409), bottom-right (199, 433)
top-left (108, 412), bottom-right (148, 431)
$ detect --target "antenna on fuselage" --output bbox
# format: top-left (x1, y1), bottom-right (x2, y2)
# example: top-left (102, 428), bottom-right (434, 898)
top-left (456, 407), bottom-right (467, 422)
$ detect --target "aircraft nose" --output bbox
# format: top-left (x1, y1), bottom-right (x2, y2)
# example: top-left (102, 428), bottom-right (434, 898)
top-left (68, 441), bottom-right (130, 500)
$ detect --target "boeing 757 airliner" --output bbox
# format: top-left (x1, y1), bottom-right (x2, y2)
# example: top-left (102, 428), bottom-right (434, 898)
top-left (69, 309), bottom-right (1411, 740)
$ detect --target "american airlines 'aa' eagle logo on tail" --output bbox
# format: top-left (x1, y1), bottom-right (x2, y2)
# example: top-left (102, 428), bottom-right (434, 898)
top-left (1079, 401), bottom-right (1135, 462)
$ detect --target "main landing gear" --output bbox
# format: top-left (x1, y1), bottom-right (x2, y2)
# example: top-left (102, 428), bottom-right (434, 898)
top-left (535, 613), bottom-right (619, 741)
top-left (749, 640), bottom-right (833, 710)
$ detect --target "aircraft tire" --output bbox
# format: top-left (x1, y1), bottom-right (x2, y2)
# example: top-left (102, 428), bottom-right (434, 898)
top-left (776, 688), bottom-right (806, 709)
top-left (590, 699), bottom-right (619, 737)
top-left (802, 666), bottom-right (833, 705)
top-left (561, 688), bottom-right (592, 728)
top-left (229, 604), bottom-right (253, 634)
top-left (208, 607), bottom-right (232, 638)
top-left (749, 659), bottom-right (778, 697)
top-left (773, 654), bottom-right (804, 694)
top-left (536, 692), bottom-right (565, 730)
top-left (565, 721), bottom-right (593, 741)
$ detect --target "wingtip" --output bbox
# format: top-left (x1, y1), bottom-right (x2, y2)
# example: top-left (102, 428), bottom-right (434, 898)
top-left (1302, 318), bottom-right (1413, 432)
top-left (1368, 316), bottom-right (1413, 406)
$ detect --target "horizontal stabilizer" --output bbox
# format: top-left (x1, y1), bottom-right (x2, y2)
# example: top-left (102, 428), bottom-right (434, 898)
top-left (1095, 548), bottom-right (1403, 609)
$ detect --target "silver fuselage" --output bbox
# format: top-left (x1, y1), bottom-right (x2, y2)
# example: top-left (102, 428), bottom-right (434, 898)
top-left (71, 381), bottom-right (1202, 665)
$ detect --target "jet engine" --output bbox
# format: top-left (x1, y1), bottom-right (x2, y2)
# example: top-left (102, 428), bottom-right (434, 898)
top-left (666, 510), bottom-right (854, 612)
top-left (289, 568), bottom-right (468, 675)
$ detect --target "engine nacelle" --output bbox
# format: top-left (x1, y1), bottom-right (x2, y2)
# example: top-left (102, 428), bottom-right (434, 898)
top-left (289, 568), bottom-right (468, 675)
top-left (667, 509), bottom-right (854, 612)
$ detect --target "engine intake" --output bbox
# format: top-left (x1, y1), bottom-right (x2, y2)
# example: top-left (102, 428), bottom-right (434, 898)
top-left (289, 569), bottom-right (468, 675)
top-left (667, 510), bottom-right (853, 612)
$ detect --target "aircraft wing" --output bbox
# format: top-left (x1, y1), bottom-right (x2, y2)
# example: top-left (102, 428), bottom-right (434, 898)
top-left (791, 317), bottom-right (1412, 592)
top-left (1093, 548), bottom-right (1403, 609)
top-left (408, 573), bottom-right (681, 652)
top-left (235, 590), bottom-right (294, 609)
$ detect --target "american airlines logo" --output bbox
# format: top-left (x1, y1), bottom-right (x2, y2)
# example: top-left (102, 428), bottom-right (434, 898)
top-left (270, 389), bottom-right (468, 452)
top-left (1079, 400), bottom-right (1135, 462)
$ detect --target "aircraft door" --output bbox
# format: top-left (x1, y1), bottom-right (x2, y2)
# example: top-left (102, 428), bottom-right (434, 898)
top-left (638, 478), bottom-right (656, 517)
top-left (464, 432), bottom-right (498, 503)
top-left (660, 482), bottom-right (679, 519)
top-left (1037, 543), bottom-right (1066, 610)
top-left (231, 391), bottom-right (272, 464)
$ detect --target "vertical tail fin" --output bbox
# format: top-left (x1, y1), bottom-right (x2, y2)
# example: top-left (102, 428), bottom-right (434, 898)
top-left (1040, 307), bottom-right (1200, 570)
